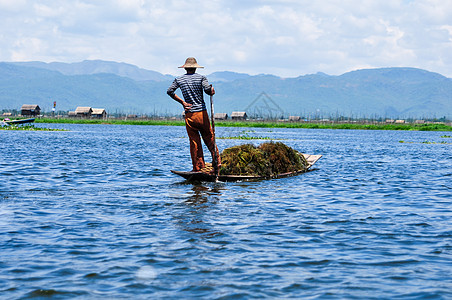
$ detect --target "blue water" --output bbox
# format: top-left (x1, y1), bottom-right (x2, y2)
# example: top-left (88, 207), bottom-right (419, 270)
top-left (1, 124), bottom-right (451, 299)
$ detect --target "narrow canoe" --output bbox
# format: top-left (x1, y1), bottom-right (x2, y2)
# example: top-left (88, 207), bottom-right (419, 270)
top-left (4, 118), bottom-right (36, 125)
top-left (171, 154), bottom-right (322, 182)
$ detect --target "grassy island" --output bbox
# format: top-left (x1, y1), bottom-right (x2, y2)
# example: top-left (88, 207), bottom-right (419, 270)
top-left (33, 118), bottom-right (452, 131)
top-left (0, 124), bottom-right (65, 131)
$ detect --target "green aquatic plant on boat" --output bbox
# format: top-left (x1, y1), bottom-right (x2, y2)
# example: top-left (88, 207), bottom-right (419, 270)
top-left (219, 142), bottom-right (308, 177)
top-left (260, 142), bottom-right (308, 174)
top-left (220, 144), bottom-right (269, 176)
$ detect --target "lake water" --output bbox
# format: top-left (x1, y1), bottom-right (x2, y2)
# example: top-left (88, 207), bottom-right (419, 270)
top-left (1, 124), bottom-right (451, 299)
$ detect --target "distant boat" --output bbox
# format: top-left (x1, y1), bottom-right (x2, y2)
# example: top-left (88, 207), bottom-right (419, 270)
top-left (2, 118), bottom-right (35, 125)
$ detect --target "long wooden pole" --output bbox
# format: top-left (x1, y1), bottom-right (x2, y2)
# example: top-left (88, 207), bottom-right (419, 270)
top-left (210, 94), bottom-right (219, 180)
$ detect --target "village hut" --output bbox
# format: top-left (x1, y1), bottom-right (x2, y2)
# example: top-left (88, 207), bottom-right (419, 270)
top-left (21, 104), bottom-right (41, 116)
top-left (68, 111), bottom-right (77, 118)
top-left (231, 111), bottom-right (247, 120)
top-left (395, 119), bottom-right (406, 124)
top-left (214, 113), bottom-right (228, 120)
top-left (288, 116), bottom-right (301, 122)
top-left (75, 107), bottom-right (93, 118)
top-left (92, 108), bottom-right (107, 119)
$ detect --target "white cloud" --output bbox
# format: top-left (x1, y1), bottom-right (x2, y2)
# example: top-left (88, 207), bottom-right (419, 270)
top-left (11, 37), bottom-right (46, 61)
top-left (0, 0), bottom-right (27, 11)
top-left (0, 0), bottom-right (451, 77)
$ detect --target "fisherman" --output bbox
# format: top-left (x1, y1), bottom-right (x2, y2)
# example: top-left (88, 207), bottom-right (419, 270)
top-left (167, 57), bottom-right (221, 173)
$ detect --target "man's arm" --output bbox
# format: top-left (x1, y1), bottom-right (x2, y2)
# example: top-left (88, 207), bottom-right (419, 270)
top-left (167, 79), bottom-right (192, 110)
top-left (168, 92), bottom-right (192, 111)
top-left (202, 77), bottom-right (215, 95)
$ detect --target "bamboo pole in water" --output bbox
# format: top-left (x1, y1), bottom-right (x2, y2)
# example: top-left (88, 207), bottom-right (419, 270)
top-left (210, 94), bottom-right (219, 180)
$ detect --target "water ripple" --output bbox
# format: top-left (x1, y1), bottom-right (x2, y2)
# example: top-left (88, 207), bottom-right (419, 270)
top-left (1, 125), bottom-right (451, 299)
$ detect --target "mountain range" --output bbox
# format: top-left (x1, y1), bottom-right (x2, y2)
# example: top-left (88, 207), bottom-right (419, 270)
top-left (1, 60), bottom-right (451, 119)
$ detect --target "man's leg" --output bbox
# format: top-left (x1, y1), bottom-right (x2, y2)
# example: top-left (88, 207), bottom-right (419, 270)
top-left (185, 112), bottom-right (205, 171)
top-left (199, 111), bottom-right (221, 166)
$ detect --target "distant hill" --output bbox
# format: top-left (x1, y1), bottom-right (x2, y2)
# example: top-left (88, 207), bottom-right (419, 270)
top-left (1, 61), bottom-right (451, 118)
top-left (0, 63), bottom-right (171, 114)
top-left (9, 60), bottom-right (174, 82)
top-left (208, 71), bottom-right (251, 82)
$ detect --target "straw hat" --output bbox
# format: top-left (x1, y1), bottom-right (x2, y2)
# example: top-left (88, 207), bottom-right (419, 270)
top-left (178, 57), bottom-right (204, 68)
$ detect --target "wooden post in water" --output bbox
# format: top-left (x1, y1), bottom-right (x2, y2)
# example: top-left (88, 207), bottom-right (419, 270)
top-left (210, 94), bottom-right (219, 180)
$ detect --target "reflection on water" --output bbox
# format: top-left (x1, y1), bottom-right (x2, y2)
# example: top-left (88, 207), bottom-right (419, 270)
top-left (173, 183), bottom-right (224, 237)
top-left (185, 184), bottom-right (221, 205)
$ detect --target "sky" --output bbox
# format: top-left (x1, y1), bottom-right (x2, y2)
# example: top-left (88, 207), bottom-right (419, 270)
top-left (1, 0), bottom-right (452, 78)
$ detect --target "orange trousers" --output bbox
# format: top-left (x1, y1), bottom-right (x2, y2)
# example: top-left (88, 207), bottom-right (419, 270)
top-left (184, 110), bottom-right (221, 171)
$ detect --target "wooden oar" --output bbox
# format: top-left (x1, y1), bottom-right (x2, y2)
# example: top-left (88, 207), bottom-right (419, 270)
top-left (210, 94), bottom-right (219, 180)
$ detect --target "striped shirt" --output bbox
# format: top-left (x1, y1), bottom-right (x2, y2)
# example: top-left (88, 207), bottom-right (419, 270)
top-left (167, 73), bottom-right (213, 112)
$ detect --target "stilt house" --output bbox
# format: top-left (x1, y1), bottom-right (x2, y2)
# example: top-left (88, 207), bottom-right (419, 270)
top-left (21, 104), bottom-right (41, 116)
top-left (288, 116), bottom-right (301, 122)
top-left (214, 113), bottom-right (228, 120)
top-left (75, 107), bottom-right (93, 118)
top-left (92, 108), bottom-right (107, 119)
top-left (231, 111), bottom-right (247, 120)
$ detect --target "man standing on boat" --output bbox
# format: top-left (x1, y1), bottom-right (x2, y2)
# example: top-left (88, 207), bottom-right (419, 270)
top-left (167, 57), bottom-right (221, 173)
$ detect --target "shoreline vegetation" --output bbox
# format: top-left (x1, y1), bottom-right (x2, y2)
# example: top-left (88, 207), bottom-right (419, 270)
top-left (0, 124), bottom-right (65, 131)
top-left (32, 118), bottom-right (452, 131)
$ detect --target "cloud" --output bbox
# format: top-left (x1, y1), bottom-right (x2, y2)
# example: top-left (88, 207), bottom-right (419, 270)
top-left (0, 0), bottom-right (451, 77)
top-left (0, 0), bottom-right (27, 11)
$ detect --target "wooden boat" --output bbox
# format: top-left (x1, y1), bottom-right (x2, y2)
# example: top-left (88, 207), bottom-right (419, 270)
top-left (171, 154), bottom-right (322, 182)
top-left (4, 118), bottom-right (35, 125)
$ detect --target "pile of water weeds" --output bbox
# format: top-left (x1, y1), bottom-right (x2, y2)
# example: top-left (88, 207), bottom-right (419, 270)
top-left (219, 142), bottom-right (309, 177)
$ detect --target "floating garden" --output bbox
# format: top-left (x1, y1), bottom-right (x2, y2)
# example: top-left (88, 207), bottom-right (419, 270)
top-left (0, 124), bottom-right (64, 131)
top-left (34, 118), bottom-right (452, 131)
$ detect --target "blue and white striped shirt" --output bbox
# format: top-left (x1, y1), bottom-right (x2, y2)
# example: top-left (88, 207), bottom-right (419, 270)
top-left (167, 73), bottom-right (213, 112)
